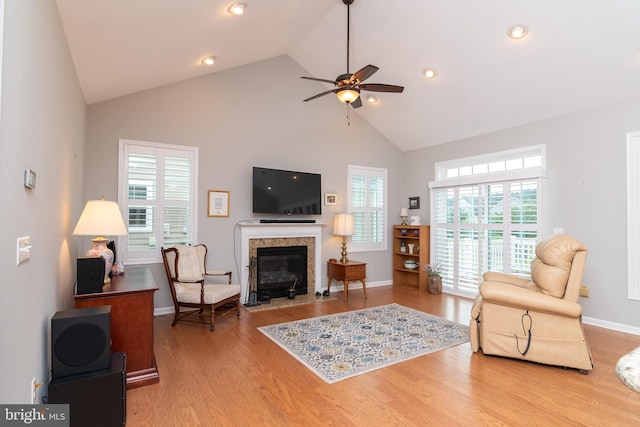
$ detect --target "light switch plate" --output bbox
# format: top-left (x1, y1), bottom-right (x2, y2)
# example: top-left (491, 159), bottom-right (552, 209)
top-left (17, 236), bottom-right (31, 265)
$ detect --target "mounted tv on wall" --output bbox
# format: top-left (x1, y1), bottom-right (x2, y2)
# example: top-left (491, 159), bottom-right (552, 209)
top-left (253, 167), bottom-right (322, 215)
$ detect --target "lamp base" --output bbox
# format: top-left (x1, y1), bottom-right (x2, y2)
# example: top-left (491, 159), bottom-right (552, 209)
top-left (341, 238), bottom-right (349, 264)
top-left (86, 237), bottom-right (113, 283)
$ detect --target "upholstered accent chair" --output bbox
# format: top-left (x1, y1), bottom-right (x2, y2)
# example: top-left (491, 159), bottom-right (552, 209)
top-left (161, 244), bottom-right (240, 331)
top-left (470, 234), bottom-right (593, 373)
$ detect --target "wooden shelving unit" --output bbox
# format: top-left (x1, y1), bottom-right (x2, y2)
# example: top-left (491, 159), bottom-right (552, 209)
top-left (392, 225), bottom-right (430, 291)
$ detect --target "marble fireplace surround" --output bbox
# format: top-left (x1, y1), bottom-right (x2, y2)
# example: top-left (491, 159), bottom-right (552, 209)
top-left (239, 222), bottom-right (324, 304)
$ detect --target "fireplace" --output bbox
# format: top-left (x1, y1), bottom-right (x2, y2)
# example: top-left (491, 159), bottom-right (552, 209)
top-left (257, 246), bottom-right (307, 298)
top-left (239, 222), bottom-right (324, 304)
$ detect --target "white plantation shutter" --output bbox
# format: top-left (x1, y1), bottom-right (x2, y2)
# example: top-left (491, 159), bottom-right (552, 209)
top-left (119, 140), bottom-right (198, 264)
top-left (430, 146), bottom-right (544, 297)
top-left (348, 165), bottom-right (387, 252)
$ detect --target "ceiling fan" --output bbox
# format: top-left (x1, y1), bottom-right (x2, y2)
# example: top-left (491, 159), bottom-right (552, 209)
top-left (301, 0), bottom-right (404, 109)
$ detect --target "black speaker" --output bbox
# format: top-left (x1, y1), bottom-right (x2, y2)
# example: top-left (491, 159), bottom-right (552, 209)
top-left (76, 256), bottom-right (105, 295)
top-left (49, 352), bottom-right (126, 427)
top-left (51, 306), bottom-right (111, 379)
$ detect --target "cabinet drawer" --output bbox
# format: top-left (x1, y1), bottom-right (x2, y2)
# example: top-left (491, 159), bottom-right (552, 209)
top-left (344, 265), bottom-right (366, 280)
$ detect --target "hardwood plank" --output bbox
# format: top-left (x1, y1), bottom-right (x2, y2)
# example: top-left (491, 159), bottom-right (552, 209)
top-left (126, 285), bottom-right (640, 426)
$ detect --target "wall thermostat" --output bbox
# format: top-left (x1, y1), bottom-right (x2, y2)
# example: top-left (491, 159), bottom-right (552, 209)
top-left (24, 169), bottom-right (36, 189)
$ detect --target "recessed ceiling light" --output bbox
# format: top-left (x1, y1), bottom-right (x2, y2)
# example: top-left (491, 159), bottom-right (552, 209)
top-left (366, 95), bottom-right (378, 104)
top-left (201, 56), bottom-right (215, 66)
top-left (228, 2), bottom-right (247, 15)
top-left (423, 68), bottom-right (438, 79)
top-left (507, 24), bottom-right (528, 39)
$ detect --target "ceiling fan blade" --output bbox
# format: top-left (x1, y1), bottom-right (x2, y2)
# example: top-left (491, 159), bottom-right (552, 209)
top-left (359, 83), bottom-right (405, 93)
top-left (301, 76), bottom-right (338, 85)
top-left (303, 89), bottom-right (338, 102)
top-left (351, 65), bottom-right (379, 83)
top-left (350, 97), bottom-right (363, 109)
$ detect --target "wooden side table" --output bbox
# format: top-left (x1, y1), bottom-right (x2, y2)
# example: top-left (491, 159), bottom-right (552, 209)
top-left (74, 267), bottom-right (159, 389)
top-left (327, 260), bottom-right (367, 301)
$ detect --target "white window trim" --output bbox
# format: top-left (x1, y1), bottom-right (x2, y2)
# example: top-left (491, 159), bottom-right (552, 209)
top-left (626, 131), bottom-right (640, 300)
top-left (118, 138), bottom-right (198, 265)
top-left (347, 165), bottom-right (388, 252)
top-left (429, 145), bottom-right (545, 297)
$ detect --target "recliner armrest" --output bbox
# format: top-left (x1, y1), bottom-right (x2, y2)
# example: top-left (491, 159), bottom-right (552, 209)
top-left (482, 271), bottom-right (530, 288)
top-left (480, 281), bottom-right (582, 318)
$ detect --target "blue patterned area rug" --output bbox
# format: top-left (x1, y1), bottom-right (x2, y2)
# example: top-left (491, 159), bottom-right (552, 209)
top-left (258, 303), bottom-right (470, 383)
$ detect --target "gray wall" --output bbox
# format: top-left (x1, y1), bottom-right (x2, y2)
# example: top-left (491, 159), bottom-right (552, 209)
top-left (403, 99), bottom-right (640, 330)
top-left (0, 1), bottom-right (86, 403)
top-left (85, 55), bottom-right (406, 310)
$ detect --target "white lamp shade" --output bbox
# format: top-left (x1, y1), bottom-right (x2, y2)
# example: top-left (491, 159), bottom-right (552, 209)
top-left (73, 199), bottom-right (128, 237)
top-left (400, 208), bottom-right (408, 217)
top-left (333, 213), bottom-right (354, 236)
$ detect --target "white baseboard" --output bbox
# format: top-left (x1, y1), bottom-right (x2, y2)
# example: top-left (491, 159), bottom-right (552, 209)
top-left (583, 316), bottom-right (640, 336)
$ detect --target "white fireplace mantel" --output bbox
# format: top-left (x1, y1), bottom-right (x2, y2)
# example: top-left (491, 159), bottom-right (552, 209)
top-left (238, 221), bottom-right (325, 303)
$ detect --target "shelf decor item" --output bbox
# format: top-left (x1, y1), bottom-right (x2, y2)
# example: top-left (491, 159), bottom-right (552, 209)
top-left (404, 260), bottom-right (418, 270)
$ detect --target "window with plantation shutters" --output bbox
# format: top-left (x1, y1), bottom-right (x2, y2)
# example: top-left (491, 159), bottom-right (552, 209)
top-left (348, 165), bottom-right (387, 252)
top-left (429, 145), bottom-right (545, 297)
top-left (118, 139), bottom-right (198, 264)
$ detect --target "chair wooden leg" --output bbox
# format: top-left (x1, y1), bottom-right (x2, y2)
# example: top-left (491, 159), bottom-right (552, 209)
top-left (172, 305), bottom-right (179, 326)
top-left (210, 310), bottom-right (215, 332)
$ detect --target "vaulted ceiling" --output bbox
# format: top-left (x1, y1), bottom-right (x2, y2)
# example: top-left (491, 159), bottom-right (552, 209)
top-left (57, 0), bottom-right (640, 151)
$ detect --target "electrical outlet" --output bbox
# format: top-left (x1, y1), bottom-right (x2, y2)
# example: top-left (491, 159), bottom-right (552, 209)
top-left (580, 285), bottom-right (590, 298)
top-left (30, 377), bottom-right (37, 404)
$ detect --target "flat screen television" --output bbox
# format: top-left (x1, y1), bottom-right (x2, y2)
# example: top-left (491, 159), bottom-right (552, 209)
top-left (253, 167), bottom-right (322, 215)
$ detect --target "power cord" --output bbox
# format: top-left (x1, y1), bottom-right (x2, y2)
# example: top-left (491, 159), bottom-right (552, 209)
top-left (515, 310), bottom-right (532, 356)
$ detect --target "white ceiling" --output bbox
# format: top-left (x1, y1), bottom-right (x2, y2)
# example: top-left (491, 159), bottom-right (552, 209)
top-left (57, 0), bottom-right (640, 151)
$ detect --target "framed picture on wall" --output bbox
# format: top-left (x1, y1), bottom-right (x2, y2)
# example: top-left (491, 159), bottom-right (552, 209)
top-left (409, 196), bottom-right (420, 209)
top-left (208, 190), bottom-right (230, 217)
top-left (324, 193), bottom-right (337, 206)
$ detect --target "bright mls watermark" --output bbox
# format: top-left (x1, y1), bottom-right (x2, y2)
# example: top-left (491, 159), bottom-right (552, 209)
top-left (0, 405), bottom-right (69, 426)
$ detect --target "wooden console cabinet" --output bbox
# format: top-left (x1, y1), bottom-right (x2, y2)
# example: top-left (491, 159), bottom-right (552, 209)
top-left (74, 267), bottom-right (159, 389)
top-left (393, 225), bottom-right (430, 291)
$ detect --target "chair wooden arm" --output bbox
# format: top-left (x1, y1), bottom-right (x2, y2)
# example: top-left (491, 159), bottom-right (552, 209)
top-left (205, 270), bottom-right (232, 284)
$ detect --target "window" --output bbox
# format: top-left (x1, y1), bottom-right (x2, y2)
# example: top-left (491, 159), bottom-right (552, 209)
top-left (429, 145), bottom-right (545, 297)
top-left (347, 165), bottom-right (387, 252)
top-left (118, 139), bottom-right (198, 264)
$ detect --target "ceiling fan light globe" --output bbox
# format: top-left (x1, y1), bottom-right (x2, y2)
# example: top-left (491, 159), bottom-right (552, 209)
top-left (336, 89), bottom-right (360, 103)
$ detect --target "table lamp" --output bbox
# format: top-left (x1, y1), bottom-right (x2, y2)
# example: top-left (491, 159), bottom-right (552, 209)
top-left (73, 197), bottom-right (128, 283)
top-left (400, 208), bottom-right (408, 225)
top-left (333, 213), bottom-right (354, 264)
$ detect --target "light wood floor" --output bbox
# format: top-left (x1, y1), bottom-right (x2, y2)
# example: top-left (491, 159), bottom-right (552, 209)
top-left (127, 285), bottom-right (640, 426)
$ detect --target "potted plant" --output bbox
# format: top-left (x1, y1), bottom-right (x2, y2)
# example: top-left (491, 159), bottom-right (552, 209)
top-left (423, 262), bottom-right (442, 295)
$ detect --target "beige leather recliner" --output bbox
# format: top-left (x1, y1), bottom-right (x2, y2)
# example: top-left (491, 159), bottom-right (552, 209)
top-left (470, 234), bottom-right (593, 373)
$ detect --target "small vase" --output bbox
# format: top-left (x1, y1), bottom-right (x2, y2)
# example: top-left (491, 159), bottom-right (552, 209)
top-left (428, 275), bottom-right (442, 295)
